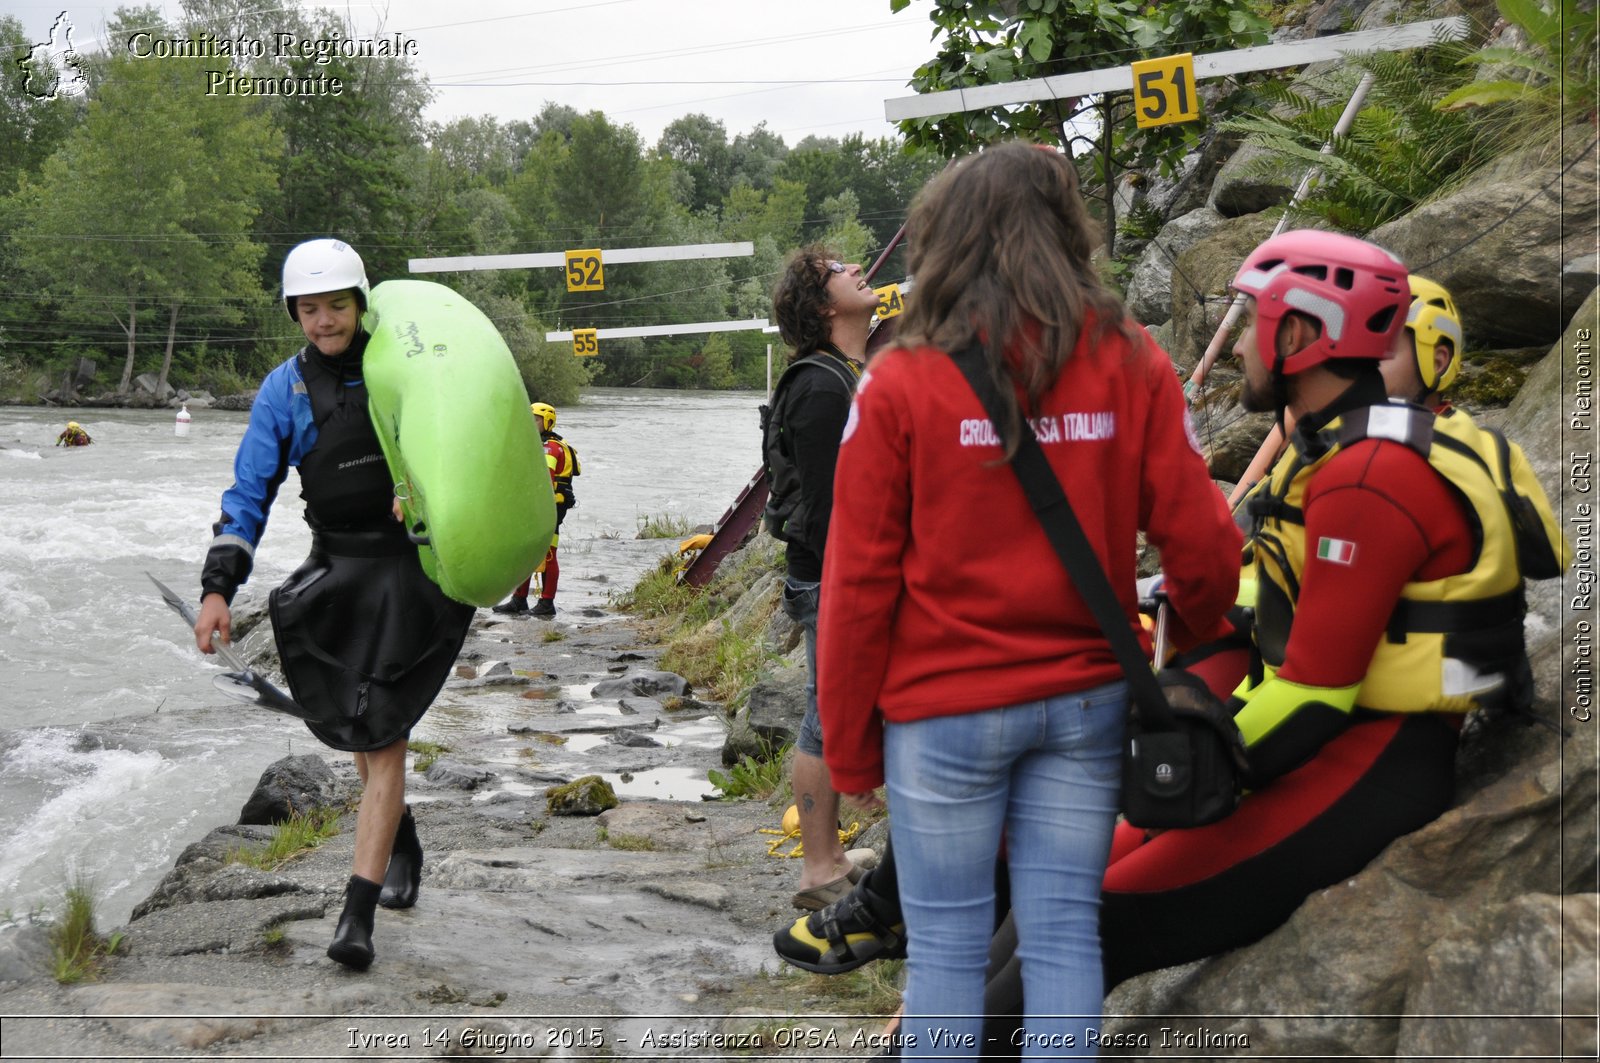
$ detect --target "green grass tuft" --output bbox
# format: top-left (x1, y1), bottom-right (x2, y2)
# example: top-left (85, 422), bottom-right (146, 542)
top-left (604, 832), bottom-right (657, 851)
top-left (708, 740), bottom-right (790, 800)
top-left (408, 740), bottom-right (451, 773)
top-left (226, 807), bottom-right (341, 870)
top-left (49, 877), bottom-right (123, 984)
top-left (635, 512), bottom-right (693, 539)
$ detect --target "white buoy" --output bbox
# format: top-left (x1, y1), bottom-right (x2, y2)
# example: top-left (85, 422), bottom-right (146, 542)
top-left (175, 404), bottom-right (191, 438)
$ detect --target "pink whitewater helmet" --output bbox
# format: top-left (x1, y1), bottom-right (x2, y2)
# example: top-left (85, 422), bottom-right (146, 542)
top-left (1231, 230), bottom-right (1409, 375)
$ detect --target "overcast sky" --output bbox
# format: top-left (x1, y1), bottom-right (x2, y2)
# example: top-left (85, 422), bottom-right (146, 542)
top-left (11, 0), bottom-right (944, 148)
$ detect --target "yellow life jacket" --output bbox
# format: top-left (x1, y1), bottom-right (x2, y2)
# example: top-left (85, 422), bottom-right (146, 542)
top-left (544, 431), bottom-right (580, 506)
top-left (1243, 402), bottom-right (1565, 715)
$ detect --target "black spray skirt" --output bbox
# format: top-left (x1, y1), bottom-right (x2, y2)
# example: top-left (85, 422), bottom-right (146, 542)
top-left (269, 526), bottom-right (475, 752)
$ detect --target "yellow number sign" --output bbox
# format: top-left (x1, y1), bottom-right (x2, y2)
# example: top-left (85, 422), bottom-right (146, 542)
top-left (1131, 53), bottom-right (1200, 129)
top-left (571, 329), bottom-right (599, 357)
top-left (874, 282), bottom-right (905, 320)
top-left (565, 249), bottom-right (604, 292)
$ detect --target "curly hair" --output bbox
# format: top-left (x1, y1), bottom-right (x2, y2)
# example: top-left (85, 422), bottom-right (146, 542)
top-left (771, 243), bottom-right (839, 362)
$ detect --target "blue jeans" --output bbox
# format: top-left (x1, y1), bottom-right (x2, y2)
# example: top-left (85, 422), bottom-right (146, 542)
top-left (884, 682), bottom-right (1127, 1060)
top-left (781, 579), bottom-right (824, 758)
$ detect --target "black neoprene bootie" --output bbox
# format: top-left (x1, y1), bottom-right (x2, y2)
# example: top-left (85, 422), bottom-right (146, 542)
top-left (530, 597), bottom-right (556, 618)
top-left (327, 875), bottom-right (381, 970)
top-left (378, 806), bottom-right (422, 910)
top-left (491, 596), bottom-right (529, 615)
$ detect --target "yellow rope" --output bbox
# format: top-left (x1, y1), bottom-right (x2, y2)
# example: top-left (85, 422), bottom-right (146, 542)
top-left (758, 821), bottom-right (863, 860)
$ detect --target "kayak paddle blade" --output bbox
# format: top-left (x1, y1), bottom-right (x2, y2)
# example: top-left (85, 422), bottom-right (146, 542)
top-left (147, 570), bottom-right (313, 720)
top-left (213, 671), bottom-right (317, 721)
top-left (147, 571), bottom-right (199, 628)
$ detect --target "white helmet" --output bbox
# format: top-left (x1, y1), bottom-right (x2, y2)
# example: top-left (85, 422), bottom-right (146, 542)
top-left (282, 239), bottom-right (370, 320)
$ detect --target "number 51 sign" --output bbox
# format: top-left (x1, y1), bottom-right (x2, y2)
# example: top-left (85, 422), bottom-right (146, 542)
top-left (1131, 53), bottom-right (1199, 129)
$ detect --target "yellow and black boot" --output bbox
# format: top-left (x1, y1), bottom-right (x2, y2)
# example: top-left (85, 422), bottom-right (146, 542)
top-left (327, 875), bottom-right (381, 970)
top-left (378, 806), bottom-right (422, 910)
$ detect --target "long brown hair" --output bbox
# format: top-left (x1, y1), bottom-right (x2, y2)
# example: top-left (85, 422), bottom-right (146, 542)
top-left (895, 142), bottom-right (1138, 455)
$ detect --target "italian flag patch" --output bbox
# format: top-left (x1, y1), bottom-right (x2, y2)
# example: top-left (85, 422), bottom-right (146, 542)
top-left (1316, 537), bottom-right (1357, 565)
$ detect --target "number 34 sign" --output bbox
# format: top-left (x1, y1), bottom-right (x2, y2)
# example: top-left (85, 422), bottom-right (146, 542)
top-left (1131, 53), bottom-right (1199, 129)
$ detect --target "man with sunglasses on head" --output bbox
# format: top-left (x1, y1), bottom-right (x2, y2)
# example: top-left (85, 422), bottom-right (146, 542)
top-left (764, 245), bottom-right (882, 912)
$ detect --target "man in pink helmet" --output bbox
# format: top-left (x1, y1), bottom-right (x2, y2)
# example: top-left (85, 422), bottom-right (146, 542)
top-left (1080, 228), bottom-right (1563, 984)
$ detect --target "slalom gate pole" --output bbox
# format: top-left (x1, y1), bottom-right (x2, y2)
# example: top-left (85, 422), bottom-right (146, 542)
top-left (1227, 420), bottom-right (1289, 508)
top-left (1185, 72), bottom-right (1377, 400)
top-left (865, 223), bottom-right (907, 284)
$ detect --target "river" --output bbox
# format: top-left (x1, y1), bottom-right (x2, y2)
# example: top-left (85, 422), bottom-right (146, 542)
top-left (0, 387), bottom-right (764, 926)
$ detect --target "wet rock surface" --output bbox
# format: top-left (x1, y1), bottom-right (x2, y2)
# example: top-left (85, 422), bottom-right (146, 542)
top-left (0, 603), bottom-right (843, 1060)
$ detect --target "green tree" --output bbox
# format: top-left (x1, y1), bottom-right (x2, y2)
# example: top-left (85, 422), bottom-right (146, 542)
top-left (461, 285), bottom-right (588, 407)
top-left (263, 12), bottom-right (430, 283)
top-left (692, 332), bottom-right (737, 389)
top-left (721, 177), bottom-right (807, 248)
top-left (816, 190), bottom-right (873, 264)
top-left (727, 121), bottom-right (789, 190)
top-left (0, 16), bottom-right (83, 196)
top-left (10, 49), bottom-right (279, 394)
top-left (657, 113), bottom-right (733, 213)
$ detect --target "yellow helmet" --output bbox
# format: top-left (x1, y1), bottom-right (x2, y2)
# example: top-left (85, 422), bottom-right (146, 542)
top-left (1406, 275), bottom-right (1464, 393)
top-left (66, 421), bottom-right (80, 431)
top-left (530, 402), bottom-right (556, 431)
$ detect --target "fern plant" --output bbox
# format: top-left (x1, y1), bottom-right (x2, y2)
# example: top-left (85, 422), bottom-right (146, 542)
top-left (1222, 41), bottom-right (1528, 230)
top-left (1438, 0), bottom-right (1598, 121)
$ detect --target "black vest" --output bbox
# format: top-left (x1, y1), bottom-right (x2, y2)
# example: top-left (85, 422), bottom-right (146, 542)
top-left (297, 335), bottom-right (396, 533)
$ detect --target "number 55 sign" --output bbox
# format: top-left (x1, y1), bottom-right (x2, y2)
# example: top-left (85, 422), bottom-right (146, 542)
top-left (1131, 53), bottom-right (1199, 129)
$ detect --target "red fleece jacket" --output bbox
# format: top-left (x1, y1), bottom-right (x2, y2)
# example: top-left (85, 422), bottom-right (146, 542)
top-left (817, 328), bottom-right (1241, 793)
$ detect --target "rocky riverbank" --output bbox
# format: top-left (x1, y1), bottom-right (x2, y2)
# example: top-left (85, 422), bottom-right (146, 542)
top-left (0, 593), bottom-right (891, 1060)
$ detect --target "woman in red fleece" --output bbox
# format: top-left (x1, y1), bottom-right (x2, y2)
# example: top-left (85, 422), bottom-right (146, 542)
top-left (816, 142), bottom-right (1240, 1058)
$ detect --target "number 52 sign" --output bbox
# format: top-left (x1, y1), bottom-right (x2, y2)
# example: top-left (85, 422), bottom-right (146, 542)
top-left (1131, 53), bottom-right (1199, 129)
top-left (565, 249), bottom-right (604, 292)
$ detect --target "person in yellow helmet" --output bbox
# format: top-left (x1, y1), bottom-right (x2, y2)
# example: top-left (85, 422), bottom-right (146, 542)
top-left (55, 421), bottom-right (92, 446)
top-left (493, 401), bottom-right (580, 617)
top-left (1380, 274), bottom-right (1465, 410)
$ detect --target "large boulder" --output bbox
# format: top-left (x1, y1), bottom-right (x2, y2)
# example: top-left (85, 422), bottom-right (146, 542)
top-left (1498, 287), bottom-right (1597, 674)
top-left (1105, 721), bottom-right (1598, 1057)
top-left (236, 754), bottom-right (344, 825)
top-left (1395, 892), bottom-right (1598, 1060)
top-left (742, 666), bottom-right (808, 748)
top-left (1143, 130), bottom-right (1244, 222)
top-left (1371, 132), bottom-right (1598, 348)
top-left (1167, 213), bottom-right (1280, 370)
top-left (1124, 207), bottom-right (1229, 325)
top-left (133, 373), bottom-right (176, 401)
top-left (1208, 141), bottom-right (1300, 218)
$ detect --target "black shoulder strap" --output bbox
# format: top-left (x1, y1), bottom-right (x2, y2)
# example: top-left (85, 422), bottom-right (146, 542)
top-left (775, 349), bottom-right (859, 398)
top-left (947, 343), bottom-right (1173, 727)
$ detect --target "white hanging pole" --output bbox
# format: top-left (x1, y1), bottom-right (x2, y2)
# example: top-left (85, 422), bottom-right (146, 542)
top-left (1185, 71), bottom-right (1377, 399)
top-left (884, 18), bottom-right (1463, 121)
top-left (766, 343), bottom-right (773, 398)
top-left (411, 241), bottom-right (755, 275)
top-left (545, 318), bottom-right (770, 342)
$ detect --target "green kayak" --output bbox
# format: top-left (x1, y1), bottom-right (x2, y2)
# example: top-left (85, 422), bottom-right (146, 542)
top-left (363, 279), bottom-right (555, 606)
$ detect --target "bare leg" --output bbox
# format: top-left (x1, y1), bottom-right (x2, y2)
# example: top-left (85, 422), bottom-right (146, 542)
top-left (351, 738), bottom-right (407, 883)
top-left (793, 750), bottom-right (852, 890)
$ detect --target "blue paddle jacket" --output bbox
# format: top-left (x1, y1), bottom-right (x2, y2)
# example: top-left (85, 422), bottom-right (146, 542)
top-left (200, 339), bottom-right (368, 604)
